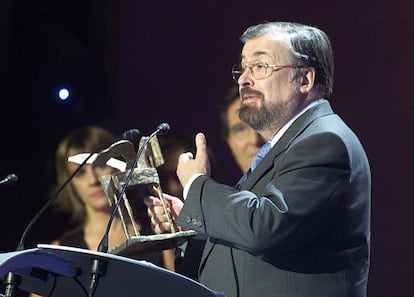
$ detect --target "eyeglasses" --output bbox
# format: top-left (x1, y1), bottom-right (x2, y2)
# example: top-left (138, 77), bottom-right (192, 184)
top-left (231, 61), bottom-right (304, 82)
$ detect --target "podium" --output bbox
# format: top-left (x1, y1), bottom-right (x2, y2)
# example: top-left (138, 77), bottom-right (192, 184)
top-left (0, 244), bottom-right (225, 297)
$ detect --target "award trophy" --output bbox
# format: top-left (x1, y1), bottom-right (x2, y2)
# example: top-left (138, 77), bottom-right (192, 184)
top-left (94, 135), bottom-right (197, 256)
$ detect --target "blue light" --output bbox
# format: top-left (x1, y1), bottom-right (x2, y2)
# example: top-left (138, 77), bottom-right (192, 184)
top-left (58, 88), bottom-right (70, 101)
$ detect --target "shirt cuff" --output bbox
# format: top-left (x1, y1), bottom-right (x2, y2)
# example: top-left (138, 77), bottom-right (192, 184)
top-left (183, 173), bottom-right (204, 199)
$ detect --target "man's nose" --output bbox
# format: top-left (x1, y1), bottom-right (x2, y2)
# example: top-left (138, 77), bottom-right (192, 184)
top-left (238, 68), bottom-right (254, 87)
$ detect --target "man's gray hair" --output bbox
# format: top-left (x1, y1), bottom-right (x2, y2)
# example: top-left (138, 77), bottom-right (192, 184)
top-left (241, 22), bottom-right (334, 98)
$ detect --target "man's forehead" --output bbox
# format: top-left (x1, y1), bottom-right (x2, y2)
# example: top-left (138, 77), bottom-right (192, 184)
top-left (241, 34), bottom-right (289, 58)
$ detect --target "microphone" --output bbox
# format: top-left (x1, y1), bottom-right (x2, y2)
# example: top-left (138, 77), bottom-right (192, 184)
top-left (99, 123), bottom-right (170, 252)
top-left (121, 129), bottom-right (140, 142)
top-left (16, 128), bottom-right (140, 251)
top-left (3, 129), bottom-right (140, 297)
top-left (0, 174), bottom-right (18, 186)
top-left (155, 122), bottom-right (170, 135)
top-left (88, 123), bottom-right (170, 297)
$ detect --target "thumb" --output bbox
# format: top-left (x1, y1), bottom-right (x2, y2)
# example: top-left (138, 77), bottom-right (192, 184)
top-left (195, 132), bottom-right (211, 175)
top-left (195, 132), bottom-right (207, 161)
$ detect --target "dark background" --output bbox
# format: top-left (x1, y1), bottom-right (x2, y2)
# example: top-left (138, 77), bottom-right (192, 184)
top-left (0, 0), bottom-right (413, 296)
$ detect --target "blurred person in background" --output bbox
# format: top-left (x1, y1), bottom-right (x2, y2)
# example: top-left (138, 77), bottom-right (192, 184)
top-left (29, 125), bottom-right (174, 296)
top-left (219, 85), bottom-right (265, 173)
top-left (50, 126), bottom-right (173, 267)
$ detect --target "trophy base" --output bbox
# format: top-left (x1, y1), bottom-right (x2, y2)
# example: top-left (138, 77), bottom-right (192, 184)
top-left (109, 230), bottom-right (198, 256)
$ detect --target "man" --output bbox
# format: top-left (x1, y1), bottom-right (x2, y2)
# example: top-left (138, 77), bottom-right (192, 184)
top-left (173, 88), bottom-right (264, 280)
top-left (160, 90), bottom-right (264, 280)
top-left (147, 22), bottom-right (371, 297)
top-left (219, 85), bottom-right (265, 173)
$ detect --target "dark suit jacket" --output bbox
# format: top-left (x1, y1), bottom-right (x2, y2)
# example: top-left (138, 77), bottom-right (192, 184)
top-left (177, 100), bottom-right (371, 297)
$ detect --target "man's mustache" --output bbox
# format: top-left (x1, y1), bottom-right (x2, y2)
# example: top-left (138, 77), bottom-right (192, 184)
top-left (240, 87), bottom-right (264, 99)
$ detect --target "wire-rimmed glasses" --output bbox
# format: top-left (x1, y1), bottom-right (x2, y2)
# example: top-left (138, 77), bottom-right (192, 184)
top-left (232, 61), bottom-right (304, 81)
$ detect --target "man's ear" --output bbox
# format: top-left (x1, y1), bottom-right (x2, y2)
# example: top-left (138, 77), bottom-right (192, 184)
top-left (299, 67), bottom-right (316, 93)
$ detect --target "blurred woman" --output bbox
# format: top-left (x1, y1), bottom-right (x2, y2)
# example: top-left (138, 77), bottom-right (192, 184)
top-left (50, 125), bottom-right (174, 268)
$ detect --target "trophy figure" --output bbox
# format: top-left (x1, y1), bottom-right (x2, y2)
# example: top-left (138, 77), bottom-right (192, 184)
top-left (93, 136), bottom-right (196, 256)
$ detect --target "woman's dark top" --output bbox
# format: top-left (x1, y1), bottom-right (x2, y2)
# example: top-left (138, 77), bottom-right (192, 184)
top-left (59, 226), bottom-right (164, 267)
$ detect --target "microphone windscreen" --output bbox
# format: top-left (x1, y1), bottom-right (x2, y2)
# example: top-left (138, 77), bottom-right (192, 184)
top-left (122, 129), bottom-right (140, 141)
top-left (156, 123), bottom-right (170, 135)
top-left (7, 174), bottom-right (18, 184)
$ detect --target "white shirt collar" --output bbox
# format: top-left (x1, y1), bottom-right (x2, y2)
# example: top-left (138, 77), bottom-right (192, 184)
top-left (270, 99), bottom-right (325, 147)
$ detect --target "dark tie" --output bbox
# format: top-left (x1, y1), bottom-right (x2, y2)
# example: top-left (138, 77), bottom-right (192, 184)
top-left (236, 142), bottom-right (271, 189)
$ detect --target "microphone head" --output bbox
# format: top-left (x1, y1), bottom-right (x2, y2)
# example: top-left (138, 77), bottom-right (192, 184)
top-left (5, 174), bottom-right (18, 185)
top-left (156, 123), bottom-right (170, 135)
top-left (122, 129), bottom-right (141, 142)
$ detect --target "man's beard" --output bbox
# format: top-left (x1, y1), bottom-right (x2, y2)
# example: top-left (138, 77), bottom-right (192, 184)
top-left (239, 89), bottom-right (300, 133)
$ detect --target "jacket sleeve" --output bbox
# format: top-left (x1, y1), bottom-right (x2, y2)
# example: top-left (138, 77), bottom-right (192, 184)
top-left (176, 132), bottom-right (351, 254)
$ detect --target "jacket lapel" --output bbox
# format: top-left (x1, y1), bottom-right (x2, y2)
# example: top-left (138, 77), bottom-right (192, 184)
top-left (241, 100), bottom-right (334, 190)
top-left (200, 101), bottom-right (334, 272)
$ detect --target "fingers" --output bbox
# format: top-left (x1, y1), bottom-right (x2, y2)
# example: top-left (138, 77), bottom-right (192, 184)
top-left (151, 213), bottom-right (175, 232)
top-left (153, 222), bottom-right (179, 234)
top-left (146, 199), bottom-right (166, 218)
top-left (146, 194), bottom-right (181, 234)
top-left (149, 210), bottom-right (179, 234)
top-left (147, 206), bottom-right (171, 234)
top-left (144, 188), bottom-right (184, 234)
top-left (143, 196), bottom-right (162, 207)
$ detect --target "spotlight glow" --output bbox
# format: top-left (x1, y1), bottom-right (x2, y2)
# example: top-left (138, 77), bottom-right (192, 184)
top-left (58, 88), bottom-right (70, 100)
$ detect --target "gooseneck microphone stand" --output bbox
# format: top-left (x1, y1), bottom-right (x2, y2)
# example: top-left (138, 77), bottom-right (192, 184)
top-left (3, 129), bottom-right (140, 297)
top-left (88, 123), bottom-right (170, 297)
